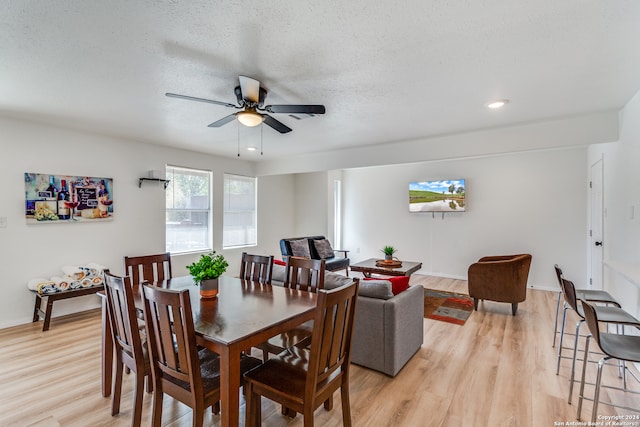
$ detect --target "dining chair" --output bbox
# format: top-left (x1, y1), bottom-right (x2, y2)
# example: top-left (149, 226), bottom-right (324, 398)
top-left (141, 284), bottom-right (261, 427)
top-left (124, 253), bottom-right (172, 286)
top-left (552, 264), bottom-right (620, 348)
top-left (239, 252), bottom-right (274, 283)
top-left (103, 270), bottom-right (151, 427)
top-left (555, 278), bottom-right (639, 404)
top-left (244, 279), bottom-right (360, 427)
top-left (256, 256), bottom-right (327, 362)
top-left (284, 256), bottom-right (326, 292)
top-left (577, 300), bottom-right (640, 422)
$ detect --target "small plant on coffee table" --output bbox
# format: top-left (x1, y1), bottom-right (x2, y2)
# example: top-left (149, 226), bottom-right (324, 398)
top-left (381, 245), bottom-right (397, 261)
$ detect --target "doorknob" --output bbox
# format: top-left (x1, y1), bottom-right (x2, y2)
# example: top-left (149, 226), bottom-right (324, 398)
top-left (595, 241), bottom-right (603, 246)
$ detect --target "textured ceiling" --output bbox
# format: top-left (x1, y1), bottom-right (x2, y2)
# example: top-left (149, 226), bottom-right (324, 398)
top-left (2, 1), bottom-right (640, 160)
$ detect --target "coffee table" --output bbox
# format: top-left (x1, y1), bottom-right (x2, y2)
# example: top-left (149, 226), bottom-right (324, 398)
top-left (350, 258), bottom-right (422, 278)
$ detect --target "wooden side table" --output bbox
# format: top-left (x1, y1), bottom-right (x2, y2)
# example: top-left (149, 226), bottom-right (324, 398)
top-left (31, 285), bottom-right (104, 331)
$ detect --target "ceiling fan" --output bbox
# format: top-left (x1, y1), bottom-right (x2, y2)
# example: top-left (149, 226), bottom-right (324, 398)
top-left (166, 76), bottom-right (326, 134)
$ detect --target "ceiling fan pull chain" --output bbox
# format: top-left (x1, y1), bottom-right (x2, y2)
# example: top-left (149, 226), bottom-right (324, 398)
top-left (237, 120), bottom-right (241, 157)
top-left (261, 122), bottom-right (264, 156)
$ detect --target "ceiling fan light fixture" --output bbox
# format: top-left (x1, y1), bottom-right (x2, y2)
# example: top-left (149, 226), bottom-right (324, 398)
top-left (487, 99), bottom-right (509, 109)
top-left (236, 110), bottom-right (264, 127)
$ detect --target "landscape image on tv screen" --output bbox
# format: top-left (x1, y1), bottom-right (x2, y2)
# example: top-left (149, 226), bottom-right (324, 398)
top-left (409, 179), bottom-right (466, 212)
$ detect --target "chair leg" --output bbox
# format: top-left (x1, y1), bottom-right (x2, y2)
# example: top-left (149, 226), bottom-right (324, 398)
top-left (511, 303), bottom-right (518, 316)
top-left (151, 387), bottom-right (163, 427)
top-left (303, 405), bottom-right (315, 427)
top-left (591, 357), bottom-right (610, 424)
top-left (552, 291), bottom-right (562, 347)
top-left (323, 395), bottom-right (333, 411)
top-left (576, 335), bottom-right (591, 420)
top-left (568, 320), bottom-right (583, 404)
top-left (192, 406), bottom-right (204, 427)
top-left (341, 383), bottom-right (352, 427)
top-left (146, 372), bottom-right (153, 393)
top-left (473, 298), bottom-right (478, 311)
top-left (132, 370), bottom-right (145, 427)
top-left (112, 360), bottom-right (124, 416)
top-left (282, 405), bottom-right (297, 418)
top-left (556, 306), bottom-right (568, 375)
top-left (245, 382), bottom-right (261, 427)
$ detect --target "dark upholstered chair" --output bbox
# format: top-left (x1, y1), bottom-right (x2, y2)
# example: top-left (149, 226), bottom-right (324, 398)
top-left (467, 254), bottom-right (532, 315)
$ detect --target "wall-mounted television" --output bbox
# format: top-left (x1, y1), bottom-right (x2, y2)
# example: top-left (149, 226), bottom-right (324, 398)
top-left (409, 179), bottom-right (466, 212)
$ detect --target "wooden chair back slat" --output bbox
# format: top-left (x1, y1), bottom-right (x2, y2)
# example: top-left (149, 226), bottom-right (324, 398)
top-left (124, 253), bottom-right (172, 285)
top-left (142, 285), bottom-right (201, 390)
top-left (239, 252), bottom-right (274, 284)
top-left (284, 256), bottom-right (326, 293)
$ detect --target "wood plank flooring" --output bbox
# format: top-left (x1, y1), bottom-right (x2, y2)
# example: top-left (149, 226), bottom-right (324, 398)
top-left (1, 275), bottom-right (638, 426)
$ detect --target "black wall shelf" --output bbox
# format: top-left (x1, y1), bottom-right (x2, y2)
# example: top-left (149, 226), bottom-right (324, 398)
top-left (138, 177), bottom-right (170, 189)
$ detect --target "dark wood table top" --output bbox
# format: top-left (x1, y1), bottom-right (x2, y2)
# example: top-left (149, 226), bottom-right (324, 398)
top-left (350, 258), bottom-right (423, 277)
top-left (162, 275), bottom-right (318, 346)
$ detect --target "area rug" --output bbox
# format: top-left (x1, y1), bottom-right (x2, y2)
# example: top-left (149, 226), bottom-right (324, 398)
top-left (423, 288), bottom-right (474, 325)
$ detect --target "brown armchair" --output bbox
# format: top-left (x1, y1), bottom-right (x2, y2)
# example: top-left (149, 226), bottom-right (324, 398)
top-left (467, 254), bottom-right (532, 315)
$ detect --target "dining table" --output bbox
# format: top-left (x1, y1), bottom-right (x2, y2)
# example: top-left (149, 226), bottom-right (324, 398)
top-left (100, 275), bottom-right (318, 427)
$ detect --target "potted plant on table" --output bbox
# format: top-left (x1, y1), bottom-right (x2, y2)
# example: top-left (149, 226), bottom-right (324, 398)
top-left (381, 245), bottom-right (397, 262)
top-left (186, 251), bottom-right (228, 298)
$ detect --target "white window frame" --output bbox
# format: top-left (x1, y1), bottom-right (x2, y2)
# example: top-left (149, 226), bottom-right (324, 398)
top-left (223, 173), bottom-right (257, 249)
top-left (165, 165), bottom-right (212, 254)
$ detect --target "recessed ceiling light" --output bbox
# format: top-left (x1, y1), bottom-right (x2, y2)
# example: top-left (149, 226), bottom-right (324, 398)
top-left (487, 99), bottom-right (509, 109)
top-left (247, 146), bottom-right (257, 151)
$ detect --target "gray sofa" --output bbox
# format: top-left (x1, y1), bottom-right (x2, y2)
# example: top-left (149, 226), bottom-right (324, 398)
top-left (271, 264), bottom-right (424, 377)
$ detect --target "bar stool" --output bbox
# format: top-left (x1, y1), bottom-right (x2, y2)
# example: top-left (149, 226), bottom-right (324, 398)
top-left (552, 265), bottom-right (621, 348)
top-left (577, 300), bottom-right (640, 422)
top-left (556, 278), bottom-right (640, 404)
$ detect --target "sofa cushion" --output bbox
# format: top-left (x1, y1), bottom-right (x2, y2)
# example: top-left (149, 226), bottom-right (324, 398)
top-left (289, 238), bottom-right (311, 258)
top-left (364, 276), bottom-right (410, 295)
top-left (323, 272), bottom-right (354, 290)
top-left (313, 238), bottom-right (335, 259)
top-left (357, 279), bottom-right (394, 300)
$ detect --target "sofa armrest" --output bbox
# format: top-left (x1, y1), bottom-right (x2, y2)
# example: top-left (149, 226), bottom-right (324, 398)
top-left (333, 249), bottom-right (349, 258)
top-left (351, 284), bottom-right (423, 376)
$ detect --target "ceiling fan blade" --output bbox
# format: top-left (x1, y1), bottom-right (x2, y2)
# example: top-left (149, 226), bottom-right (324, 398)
top-left (264, 104), bottom-right (326, 114)
top-left (263, 115), bottom-right (292, 134)
top-left (207, 114), bottom-right (237, 128)
top-left (239, 76), bottom-right (261, 103)
top-left (165, 93), bottom-right (237, 108)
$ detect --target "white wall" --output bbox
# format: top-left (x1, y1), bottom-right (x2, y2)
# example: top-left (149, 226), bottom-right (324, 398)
top-left (341, 148), bottom-right (588, 289)
top-left (0, 116), bottom-right (262, 328)
top-left (591, 89), bottom-right (640, 320)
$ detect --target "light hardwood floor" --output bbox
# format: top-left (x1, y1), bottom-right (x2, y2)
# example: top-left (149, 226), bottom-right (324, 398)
top-left (1, 275), bottom-right (638, 427)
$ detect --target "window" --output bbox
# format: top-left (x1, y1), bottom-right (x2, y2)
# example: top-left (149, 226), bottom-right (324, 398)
top-left (165, 166), bottom-right (212, 253)
top-left (223, 174), bottom-right (257, 248)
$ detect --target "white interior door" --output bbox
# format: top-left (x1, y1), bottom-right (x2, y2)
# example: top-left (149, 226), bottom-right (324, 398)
top-left (590, 158), bottom-right (604, 290)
